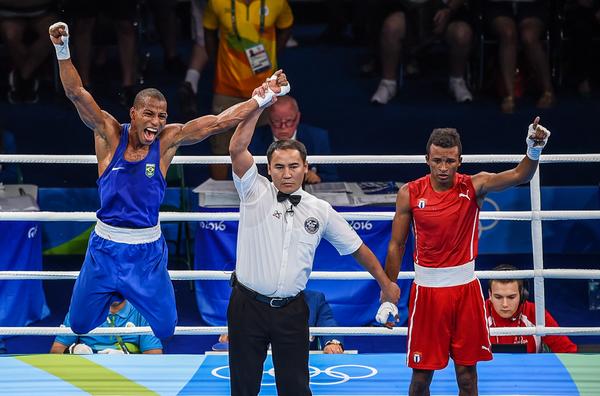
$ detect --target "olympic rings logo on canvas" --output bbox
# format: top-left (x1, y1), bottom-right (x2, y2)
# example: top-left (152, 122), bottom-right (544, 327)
top-left (211, 364), bottom-right (378, 385)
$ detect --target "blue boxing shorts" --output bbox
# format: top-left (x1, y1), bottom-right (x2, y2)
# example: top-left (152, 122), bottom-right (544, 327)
top-left (68, 220), bottom-right (177, 339)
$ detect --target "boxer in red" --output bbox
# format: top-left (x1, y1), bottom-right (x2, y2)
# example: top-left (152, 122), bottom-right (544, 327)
top-left (379, 117), bottom-right (551, 395)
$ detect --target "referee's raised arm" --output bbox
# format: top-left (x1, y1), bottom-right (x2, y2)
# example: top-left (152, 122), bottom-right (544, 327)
top-left (229, 106), bottom-right (265, 178)
top-left (229, 71), bottom-right (290, 178)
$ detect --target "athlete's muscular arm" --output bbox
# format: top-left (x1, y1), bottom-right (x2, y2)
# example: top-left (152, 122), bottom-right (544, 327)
top-left (472, 116), bottom-right (551, 199)
top-left (160, 71), bottom-right (288, 165)
top-left (178, 71), bottom-right (287, 145)
top-left (385, 183), bottom-right (412, 283)
top-left (158, 90), bottom-right (265, 167)
top-left (176, 99), bottom-right (260, 145)
top-left (472, 159), bottom-right (538, 198)
top-left (49, 22), bottom-right (120, 164)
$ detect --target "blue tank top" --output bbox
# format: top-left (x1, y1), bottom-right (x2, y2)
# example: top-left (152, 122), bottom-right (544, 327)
top-left (96, 124), bottom-right (166, 228)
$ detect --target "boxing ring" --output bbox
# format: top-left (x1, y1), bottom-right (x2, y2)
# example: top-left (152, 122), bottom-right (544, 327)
top-left (1, 153), bottom-right (600, 395)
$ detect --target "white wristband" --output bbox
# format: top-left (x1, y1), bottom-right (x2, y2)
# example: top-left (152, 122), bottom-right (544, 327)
top-left (252, 89), bottom-right (275, 108)
top-left (49, 22), bottom-right (70, 60)
top-left (526, 146), bottom-right (543, 161)
top-left (53, 38), bottom-right (70, 60)
top-left (525, 122), bottom-right (550, 161)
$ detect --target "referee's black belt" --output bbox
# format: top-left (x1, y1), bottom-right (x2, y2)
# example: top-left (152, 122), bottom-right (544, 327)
top-left (230, 273), bottom-right (301, 308)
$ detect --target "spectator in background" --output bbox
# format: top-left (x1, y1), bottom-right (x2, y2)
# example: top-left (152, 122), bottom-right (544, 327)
top-left (564, 0), bottom-right (600, 97)
top-left (216, 289), bottom-right (345, 353)
top-left (305, 289), bottom-right (344, 352)
top-left (179, 0), bottom-right (209, 119)
top-left (249, 96), bottom-right (339, 184)
top-left (370, 0), bottom-right (473, 105)
top-left (50, 300), bottom-right (163, 354)
top-left (319, 0), bottom-right (363, 44)
top-left (204, 0), bottom-right (293, 180)
top-left (0, 338), bottom-right (6, 354)
top-left (484, 0), bottom-right (555, 113)
top-left (0, 0), bottom-right (57, 104)
top-left (486, 264), bottom-right (578, 353)
top-left (145, 0), bottom-right (186, 74)
top-left (62, 0), bottom-right (138, 107)
top-left (0, 125), bottom-right (20, 184)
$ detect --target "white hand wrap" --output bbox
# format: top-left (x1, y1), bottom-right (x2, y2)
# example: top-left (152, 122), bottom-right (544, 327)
top-left (49, 22), bottom-right (70, 60)
top-left (375, 302), bottom-right (399, 325)
top-left (69, 343), bottom-right (93, 355)
top-left (267, 73), bottom-right (291, 97)
top-left (526, 122), bottom-right (551, 160)
top-left (252, 90), bottom-right (276, 109)
top-left (97, 348), bottom-right (125, 355)
top-left (252, 72), bottom-right (291, 108)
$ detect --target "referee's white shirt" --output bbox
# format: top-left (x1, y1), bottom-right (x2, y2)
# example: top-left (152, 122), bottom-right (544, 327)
top-left (233, 163), bottom-right (363, 298)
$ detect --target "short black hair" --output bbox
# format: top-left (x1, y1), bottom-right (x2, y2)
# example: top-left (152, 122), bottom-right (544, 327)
top-left (426, 128), bottom-right (462, 155)
top-left (133, 88), bottom-right (166, 108)
top-left (266, 139), bottom-right (308, 164)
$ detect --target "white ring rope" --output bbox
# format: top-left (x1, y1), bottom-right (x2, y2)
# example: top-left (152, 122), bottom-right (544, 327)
top-left (2, 269), bottom-right (600, 281)
top-left (0, 210), bottom-right (599, 222)
top-left (0, 326), bottom-right (599, 337)
top-left (1, 153), bottom-right (600, 164)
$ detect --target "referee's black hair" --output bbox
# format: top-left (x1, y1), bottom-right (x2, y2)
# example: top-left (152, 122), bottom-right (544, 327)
top-left (266, 139), bottom-right (308, 164)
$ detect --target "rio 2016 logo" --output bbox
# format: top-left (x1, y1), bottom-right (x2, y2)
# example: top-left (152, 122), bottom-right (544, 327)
top-left (198, 221), bottom-right (227, 231)
top-left (211, 364), bottom-right (378, 386)
top-left (349, 221), bottom-right (373, 231)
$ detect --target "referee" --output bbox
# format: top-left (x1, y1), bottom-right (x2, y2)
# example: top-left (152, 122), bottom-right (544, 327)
top-left (227, 86), bottom-right (400, 396)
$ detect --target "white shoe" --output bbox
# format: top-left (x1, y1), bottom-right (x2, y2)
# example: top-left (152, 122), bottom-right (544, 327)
top-left (371, 79), bottom-right (397, 104)
top-left (449, 77), bottom-right (472, 103)
top-left (69, 343), bottom-right (93, 355)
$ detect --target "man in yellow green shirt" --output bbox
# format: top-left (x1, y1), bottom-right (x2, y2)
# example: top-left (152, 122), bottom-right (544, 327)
top-left (204, 0), bottom-right (293, 179)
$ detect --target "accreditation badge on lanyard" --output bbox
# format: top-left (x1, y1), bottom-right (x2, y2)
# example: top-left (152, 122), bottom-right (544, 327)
top-left (244, 43), bottom-right (272, 74)
top-left (231, 0), bottom-right (271, 74)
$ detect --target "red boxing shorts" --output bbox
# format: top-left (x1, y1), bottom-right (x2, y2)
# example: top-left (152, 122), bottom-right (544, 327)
top-left (406, 278), bottom-right (492, 370)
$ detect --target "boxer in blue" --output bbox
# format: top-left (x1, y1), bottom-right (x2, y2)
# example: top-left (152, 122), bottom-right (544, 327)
top-left (49, 22), bottom-right (289, 339)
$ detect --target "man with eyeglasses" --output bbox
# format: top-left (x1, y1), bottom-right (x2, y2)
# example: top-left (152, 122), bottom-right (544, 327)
top-left (250, 95), bottom-right (339, 184)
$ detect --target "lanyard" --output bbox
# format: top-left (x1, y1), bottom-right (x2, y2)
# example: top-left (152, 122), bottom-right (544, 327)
top-left (108, 315), bottom-right (130, 354)
top-left (231, 0), bottom-right (265, 41)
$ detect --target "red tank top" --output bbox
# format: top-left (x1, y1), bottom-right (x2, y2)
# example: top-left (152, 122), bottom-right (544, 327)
top-left (409, 173), bottom-right (479, 268)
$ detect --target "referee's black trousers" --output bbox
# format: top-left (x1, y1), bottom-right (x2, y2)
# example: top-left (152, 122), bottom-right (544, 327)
top-left (227, 286), bottom-right (311, 396)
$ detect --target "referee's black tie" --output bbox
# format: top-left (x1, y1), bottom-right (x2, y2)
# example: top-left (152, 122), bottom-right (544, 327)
top-left (277, 191), bottom-right (301, 206)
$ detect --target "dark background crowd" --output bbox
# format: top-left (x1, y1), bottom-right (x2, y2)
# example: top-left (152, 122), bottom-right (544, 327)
top-left (0, 0), bottom-right (598, 187)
